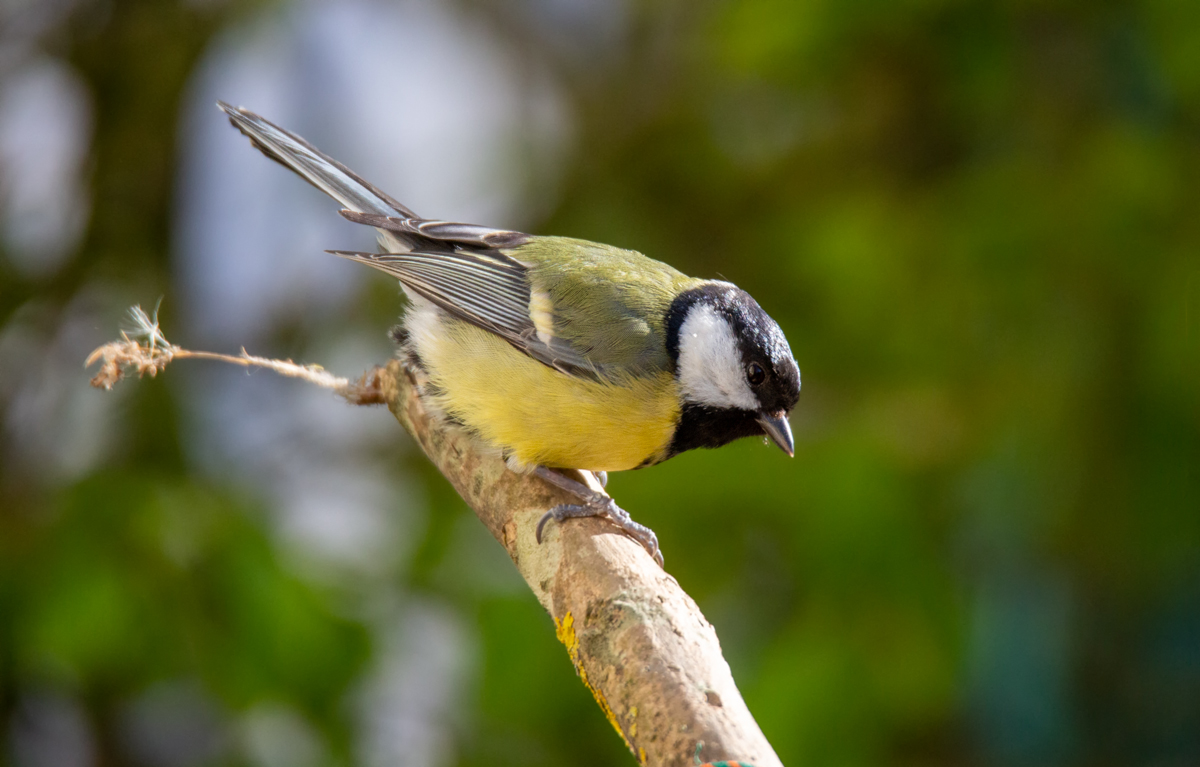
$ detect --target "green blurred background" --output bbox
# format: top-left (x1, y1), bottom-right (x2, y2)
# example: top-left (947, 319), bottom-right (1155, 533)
top-left (1, 0), bottom-right (1197, 765)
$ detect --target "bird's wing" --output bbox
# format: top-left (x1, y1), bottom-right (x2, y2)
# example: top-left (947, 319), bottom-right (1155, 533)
top-left (329, 247), bottom-right (602, 379)
top-left (220, 102), bottom-right (599, 376)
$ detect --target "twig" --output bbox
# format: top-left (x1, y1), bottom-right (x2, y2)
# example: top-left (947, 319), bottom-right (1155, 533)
top-left (85, 305), bottom-right (385, 404)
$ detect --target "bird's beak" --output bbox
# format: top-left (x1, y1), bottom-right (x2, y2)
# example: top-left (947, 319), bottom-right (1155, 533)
top-left (757, 411), bottom-right (794, 457)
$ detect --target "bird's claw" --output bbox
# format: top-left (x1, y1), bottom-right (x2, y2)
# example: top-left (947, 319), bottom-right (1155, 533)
top-left (535, 496), bottom-right (663, 566)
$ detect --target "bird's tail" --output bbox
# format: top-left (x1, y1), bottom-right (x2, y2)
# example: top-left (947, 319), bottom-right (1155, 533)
top-left (218, 101), bottom-right (416, 220)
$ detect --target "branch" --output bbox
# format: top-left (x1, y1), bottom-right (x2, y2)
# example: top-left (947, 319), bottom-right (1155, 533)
top-left (85, 305), bottom-right (385, 404)
top-left (86, 307), bottom-right (782, 767)
top-left (379, 360), bottom-right (781, 767)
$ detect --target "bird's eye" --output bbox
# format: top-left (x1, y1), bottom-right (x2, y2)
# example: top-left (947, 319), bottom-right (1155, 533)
top-left (746, 362), bottom-right (766, 386)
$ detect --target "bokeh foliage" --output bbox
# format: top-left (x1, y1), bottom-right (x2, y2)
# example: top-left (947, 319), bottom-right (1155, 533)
top-left (2, 0), bottom-right (1198, 766)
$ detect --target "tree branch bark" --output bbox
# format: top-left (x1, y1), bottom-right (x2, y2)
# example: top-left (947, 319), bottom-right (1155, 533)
top-left (378, 360), bottom-right (782, 767)
top-left (86, 318), bottom-right (782, 767)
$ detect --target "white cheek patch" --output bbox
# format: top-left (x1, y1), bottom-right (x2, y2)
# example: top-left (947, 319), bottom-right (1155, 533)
top-left (676, 305), bottom-right (758, 411)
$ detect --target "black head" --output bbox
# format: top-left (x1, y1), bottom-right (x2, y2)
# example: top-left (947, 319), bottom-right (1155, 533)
top-left (664, 282), bottom-right (801, 459)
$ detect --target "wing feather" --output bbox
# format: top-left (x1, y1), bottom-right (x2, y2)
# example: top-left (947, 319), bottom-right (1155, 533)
top-left (219, 103), bottom-right (599, 375)
top-left (340, 209), bottom-right (531, 249)
top-left (328, 249), bottom-right (600, 378)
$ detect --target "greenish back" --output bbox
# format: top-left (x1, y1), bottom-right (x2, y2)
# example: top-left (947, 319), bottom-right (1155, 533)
top-left (508, 237), bottom-right (701, 375)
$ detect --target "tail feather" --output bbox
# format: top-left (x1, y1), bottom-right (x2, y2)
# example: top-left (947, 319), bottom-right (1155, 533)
top-left (217, 101), bottom-right (416, 220)
top-left (219, 101), bottom-right (533, 257)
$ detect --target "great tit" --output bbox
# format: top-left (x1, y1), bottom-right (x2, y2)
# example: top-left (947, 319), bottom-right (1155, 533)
top-left (219, 102), bottom-right (800, 565)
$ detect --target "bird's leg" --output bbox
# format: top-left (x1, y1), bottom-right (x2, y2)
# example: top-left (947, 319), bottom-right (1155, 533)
top-left (593, 470), bottom-right (608, 489)
top-left (532, 466), bottom-right (662, 566)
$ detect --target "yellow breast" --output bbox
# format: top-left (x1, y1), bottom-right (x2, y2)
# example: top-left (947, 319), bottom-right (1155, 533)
top-left (412, 313), bottom-right (679, 472)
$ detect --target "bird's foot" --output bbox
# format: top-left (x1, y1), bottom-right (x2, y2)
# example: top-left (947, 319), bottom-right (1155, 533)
top-left (532, 467), bottom-right (662, 566)
top-left (536, 498), bottom-right (663, 566)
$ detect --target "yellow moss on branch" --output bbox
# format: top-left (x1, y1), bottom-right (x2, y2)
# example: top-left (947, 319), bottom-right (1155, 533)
top-left (556, 611), bottom-right (630, 750)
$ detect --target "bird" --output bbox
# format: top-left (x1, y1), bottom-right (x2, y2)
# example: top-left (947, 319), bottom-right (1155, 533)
top-left (218, 101), bottom-right (800, 565)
